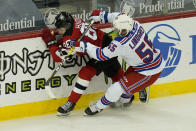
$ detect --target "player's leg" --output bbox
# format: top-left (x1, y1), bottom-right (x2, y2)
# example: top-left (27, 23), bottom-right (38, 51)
top-left (57, 64), bottom-right (97, 115)
top-left (84, 67), bottom-right (161, 115)
top-left (84, 65), bottom-right (129, 115)
top-left (118, 68), bottom-right (161, 105)
top-left (115, 67), bottom-right (135, 107)
top-left (119, 70), bottom-right (161, 97)
top-left (110, 93), bottom-right (135, 108)
top-left (102, 33), bottom-right (135, 107)
top-left (101, 57), bottom-right (124, 82)
top-left (84, 82), bottom-right (125, 115)
top-left (102, 60), bottom-right (135, 108)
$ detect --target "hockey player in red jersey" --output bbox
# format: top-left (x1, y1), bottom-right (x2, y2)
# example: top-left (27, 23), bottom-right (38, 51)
top-left (72, 11), bottom-right (166, 115)
top-left (42, 11), bottom-right (132, 116)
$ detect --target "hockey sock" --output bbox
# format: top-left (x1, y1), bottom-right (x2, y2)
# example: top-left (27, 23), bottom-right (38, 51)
top-left (68, 91), bottom-right (82, 103)
top-left (96, 95), bottom-right (113, 109)
top-left (96, 82), bottom-right (125, 109)
top-left (68, 78), bottom-right (89, 103)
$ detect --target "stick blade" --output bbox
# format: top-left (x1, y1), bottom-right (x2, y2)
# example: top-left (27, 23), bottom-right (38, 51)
top-left (45, 85), bottom-right (57, 99)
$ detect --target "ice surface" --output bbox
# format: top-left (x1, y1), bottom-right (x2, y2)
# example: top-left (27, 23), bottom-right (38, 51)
top-left (0, 93), bottom-right (196, 131)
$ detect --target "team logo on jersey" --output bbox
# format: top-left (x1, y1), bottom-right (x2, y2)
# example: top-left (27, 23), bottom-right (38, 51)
top-left (147, 24), bottom-right (182, 78)
top-left (120, 0), bottom-right (135, 17)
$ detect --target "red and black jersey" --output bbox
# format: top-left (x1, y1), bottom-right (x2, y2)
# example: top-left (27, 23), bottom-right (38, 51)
top-left (48, 18), bottom-right (105, 62)
top-left (62, 18), bottom-right (105, 54)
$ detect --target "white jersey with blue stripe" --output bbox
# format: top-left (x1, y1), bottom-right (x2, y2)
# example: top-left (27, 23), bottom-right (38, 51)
top-left (85, 19), bottom-right (165, 76)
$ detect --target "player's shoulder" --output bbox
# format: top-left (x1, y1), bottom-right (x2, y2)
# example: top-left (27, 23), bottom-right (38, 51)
top-left (73, 18), bottom-right (85, 32)
top-left (74, 18), bottom-right (84, 26)
top-left (114, 36), bottom-right (125, 42)
top-left (113, 33), bottom-right (130, 45)
top-left (110, 38), bottom-right (123, 47)
top-left (134, 20), bottom-right (142, 29)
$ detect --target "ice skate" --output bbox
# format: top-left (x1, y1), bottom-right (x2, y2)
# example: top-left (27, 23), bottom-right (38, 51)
top-left (139, 87), bottom-right (150, 103)
top-left (110, 95), bottom-right (135, 108)
top-left (84, 103), bottom-right (102, 116)
top-left (57, 101), bottom-right (75, 116)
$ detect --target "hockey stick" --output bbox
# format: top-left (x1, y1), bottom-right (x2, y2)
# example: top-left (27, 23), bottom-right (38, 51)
top-left (45, 20), bottom-right (95, 99)
top-left (67, 20), bottom-right (95, 55)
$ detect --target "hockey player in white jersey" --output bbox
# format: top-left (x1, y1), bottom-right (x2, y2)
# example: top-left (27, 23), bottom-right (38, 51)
top-left (71, 11), bottom-right (165, 115)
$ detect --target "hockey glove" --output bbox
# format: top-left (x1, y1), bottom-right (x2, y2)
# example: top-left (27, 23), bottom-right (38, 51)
top-left (72, 41), bottom-right (87, 53)
top-left (89, 10), bottom-right (108, 24)
top-left (62, 39), bottom-right (75, 49)
top-left (89, 10), bottom-right (101, 23)
top-left (58, 44), bottom-right (76, 57)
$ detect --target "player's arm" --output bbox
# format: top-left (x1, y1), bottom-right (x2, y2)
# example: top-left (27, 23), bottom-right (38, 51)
top-left (90, 10), bottom-right (121, 24)
top-left (61, 34), bottom-right (88, 56)
top-left (41, 28), bottom-right (63, 62)
top-left (74, 40), bottom-right (121, 61)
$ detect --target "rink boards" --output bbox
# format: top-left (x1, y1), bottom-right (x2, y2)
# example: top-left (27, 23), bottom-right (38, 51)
top-left (0, 14), bottom-right (196, 121)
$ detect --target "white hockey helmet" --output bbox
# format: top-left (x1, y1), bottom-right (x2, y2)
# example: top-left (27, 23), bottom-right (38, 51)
top-left (113, 14), bottom-right (134, 36)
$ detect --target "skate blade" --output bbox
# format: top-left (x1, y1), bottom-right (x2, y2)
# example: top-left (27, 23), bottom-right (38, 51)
top-left (83, 112), bottom-right (93, 116)
top-left (45, 85), bottom-right (57, 99)
top-left (56, 112), bottom-right (70, 116)
top-left (83, 112), bottom-right (88, 116)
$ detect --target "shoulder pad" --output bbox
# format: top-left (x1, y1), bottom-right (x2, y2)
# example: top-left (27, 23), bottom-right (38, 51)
top-left (114, 36), bottom-right (126, 42)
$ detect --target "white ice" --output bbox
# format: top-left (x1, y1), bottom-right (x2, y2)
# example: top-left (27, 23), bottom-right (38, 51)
top-left (0, 93), bottom-right (196, 131)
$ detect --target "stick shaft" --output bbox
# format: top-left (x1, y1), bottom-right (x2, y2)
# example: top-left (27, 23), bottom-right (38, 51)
top-left (67, 20), bottom-right (95, 55)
